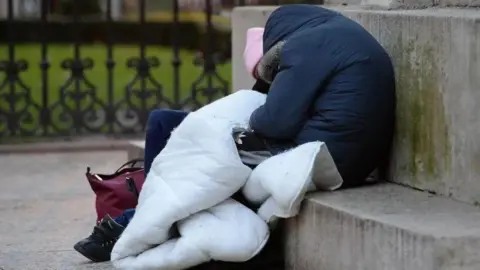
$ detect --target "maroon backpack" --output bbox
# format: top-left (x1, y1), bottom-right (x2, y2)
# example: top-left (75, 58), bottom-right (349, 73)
top-left (86, 159), bottom-right (145, 222)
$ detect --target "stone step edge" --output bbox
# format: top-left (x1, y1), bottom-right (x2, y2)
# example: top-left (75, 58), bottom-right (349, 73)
top-left (286, 183), bottom-right (480, 270)
top-left (304, 183), bottom-right (480, 238)
top-left (127, 140), bottom-right (146, 160)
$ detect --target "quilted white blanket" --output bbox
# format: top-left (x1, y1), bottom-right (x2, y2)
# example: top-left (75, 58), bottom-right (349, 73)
top-left (111, 90), bottom-right (343, 270)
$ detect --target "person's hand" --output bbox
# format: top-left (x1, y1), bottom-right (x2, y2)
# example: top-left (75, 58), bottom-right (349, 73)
top-left (232, 128), bottom-right (269, 152)
top-left (233, 127), bottom-right (250, 145)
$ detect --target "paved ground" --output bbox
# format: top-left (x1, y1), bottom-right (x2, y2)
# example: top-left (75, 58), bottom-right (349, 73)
top-left (0, 151), bottom-right (128, 270)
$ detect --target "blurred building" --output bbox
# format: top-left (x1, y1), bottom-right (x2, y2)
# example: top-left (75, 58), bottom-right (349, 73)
top-left (0, 0), bottom-right (284, 19)
top-left (0, 0), bottom-right (123, 19)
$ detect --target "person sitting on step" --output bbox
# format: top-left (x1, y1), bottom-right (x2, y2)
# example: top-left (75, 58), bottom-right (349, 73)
top-left (73, 27), bottom-right (270, 263)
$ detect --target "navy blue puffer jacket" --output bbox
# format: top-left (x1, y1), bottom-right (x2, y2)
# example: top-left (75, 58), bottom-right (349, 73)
top-left (250, 5), bottom-right (395, 187)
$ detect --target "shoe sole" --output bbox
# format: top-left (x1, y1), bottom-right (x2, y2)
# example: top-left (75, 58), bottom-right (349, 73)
top-left (73, 242), bottom-right (109, 263)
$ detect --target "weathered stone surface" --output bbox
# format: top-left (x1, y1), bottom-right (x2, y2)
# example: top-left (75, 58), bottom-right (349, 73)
top-left (0, 151), bottom-right (126, 270)
top-left (127, 140), bottom-right (145, 160)
top-left (435, 0), bottom-right (480, 7)
top-left (320, 0), bottom-right (478, 9)
top-left (232, 6), bottom-right (480, 205)
top-left (285, 183), bottom-right (480, 270)
top-left (323, 0), bottom-right (364, 7)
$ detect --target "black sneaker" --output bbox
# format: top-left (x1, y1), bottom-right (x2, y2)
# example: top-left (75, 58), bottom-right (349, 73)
top-left (74, 214), bottom-right (125, 262)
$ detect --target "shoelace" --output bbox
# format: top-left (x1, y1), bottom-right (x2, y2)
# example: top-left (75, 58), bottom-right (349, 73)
top-left (89, 226), bottom-right (117, 248)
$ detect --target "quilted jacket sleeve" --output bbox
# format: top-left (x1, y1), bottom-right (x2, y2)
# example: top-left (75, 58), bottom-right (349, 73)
top-left (249, 32), bottom-right (337, 139)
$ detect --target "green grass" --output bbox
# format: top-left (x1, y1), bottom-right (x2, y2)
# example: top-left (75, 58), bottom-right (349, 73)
top-left (123, 11), bottom-right (231, 30)
top-left (1, 44), bottom-right (231, 104)
top-left (0, 44), bottom-right (232, 136)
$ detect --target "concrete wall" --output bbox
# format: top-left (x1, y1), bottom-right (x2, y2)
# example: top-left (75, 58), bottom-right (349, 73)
top-left (325, 0), bottom-right (480, 8)
top-left (232, 6), bottom-right (480, 205)
top-left (326, 0), bottom-right (480, 9)
top-left (232, 7), bottom-right (277, 92)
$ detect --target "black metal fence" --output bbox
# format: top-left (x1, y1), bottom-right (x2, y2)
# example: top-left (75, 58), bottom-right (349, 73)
top-left (0, 0), bottom-right (321, 140)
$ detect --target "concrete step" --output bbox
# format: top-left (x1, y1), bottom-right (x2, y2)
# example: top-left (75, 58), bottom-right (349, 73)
top-left (127, 140), bottom-right (145, 160)
top-left (232, 6), bottom-right (480, 206)
top-left (285, 183), bottom-right (480, 270)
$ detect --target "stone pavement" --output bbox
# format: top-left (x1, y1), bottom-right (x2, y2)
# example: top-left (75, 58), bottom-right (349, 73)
top-left (0, 151), bottom-right (128, 270)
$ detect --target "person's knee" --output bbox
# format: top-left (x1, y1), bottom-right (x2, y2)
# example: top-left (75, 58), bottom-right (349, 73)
top-left (146, 109), bottom-right (169, 132)
top-left (146, 109), bottom-right (188, 133)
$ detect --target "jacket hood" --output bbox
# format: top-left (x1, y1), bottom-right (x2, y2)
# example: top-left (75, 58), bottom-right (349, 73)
top-left (263, 5), bottom-right (340, 52)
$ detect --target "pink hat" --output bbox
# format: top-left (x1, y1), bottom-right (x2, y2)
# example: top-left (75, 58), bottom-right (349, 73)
top-left (243, 27), bottom-right (264, 79)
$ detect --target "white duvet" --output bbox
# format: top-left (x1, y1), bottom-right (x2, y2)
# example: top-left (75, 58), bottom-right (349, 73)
top-left (111, 90), bottom-right (343, 270)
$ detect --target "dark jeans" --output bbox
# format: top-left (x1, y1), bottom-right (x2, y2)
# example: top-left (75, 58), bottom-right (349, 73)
top-left (114, 109), bottom-right (188, 226)
top-left (144, 109), bottom-right (189, 174)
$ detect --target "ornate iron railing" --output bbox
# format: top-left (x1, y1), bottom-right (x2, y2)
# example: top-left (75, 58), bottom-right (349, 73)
top-left (0, 0), bottom-right (322, 140)
top-left (0, 0), bottom-right (233, 139)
